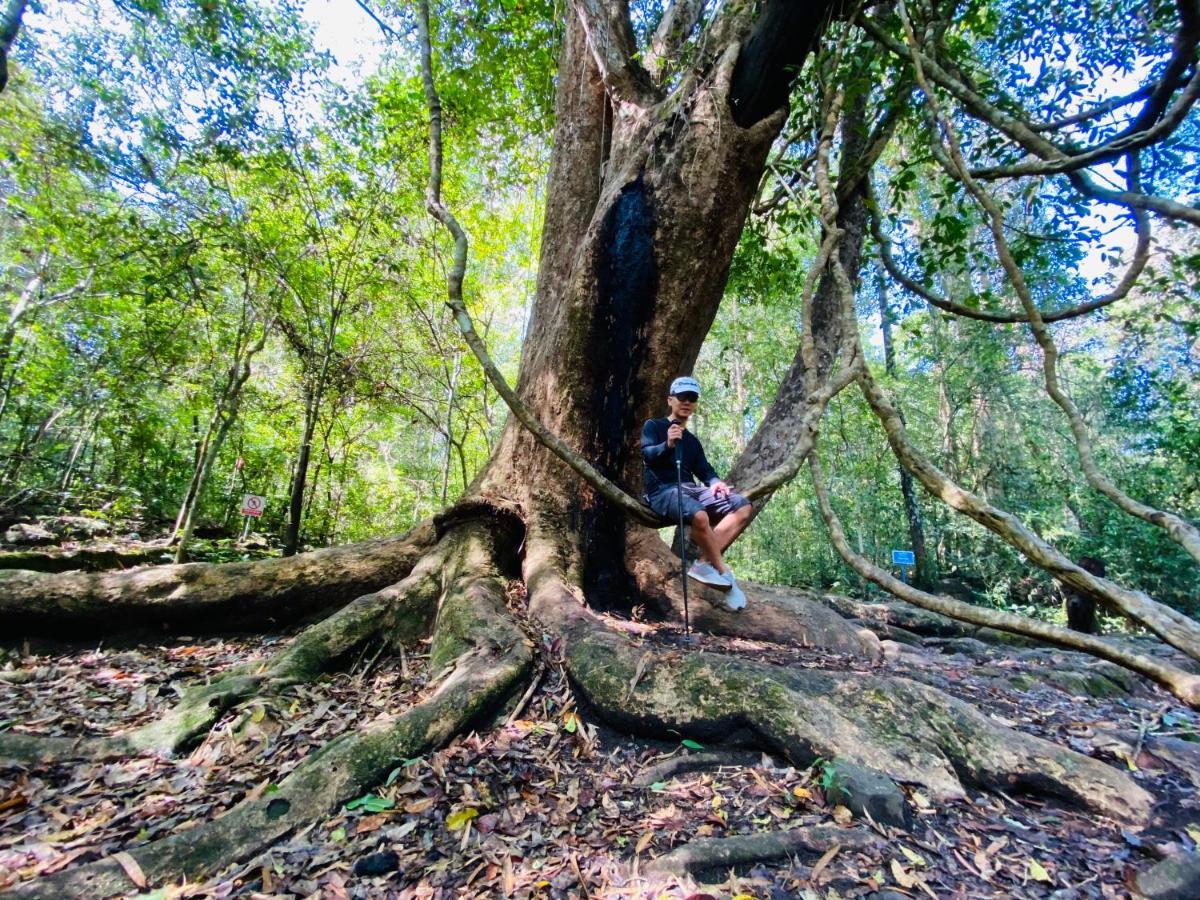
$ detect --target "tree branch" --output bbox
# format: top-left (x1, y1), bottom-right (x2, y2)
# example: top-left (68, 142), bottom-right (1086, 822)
top-left (1033, 70), bottom-right (1195, 133)
top-left (860, 7), bottom-right (1200, 182)
top-left (898, 0), bottom-right (1200, 567)
top-left (867, 175), bottom-right (1153, 325)
top-left (567, 0), bottom-right (655, 104)
top-left (809, 452), bottom-right (1200, 706)
top-left (643, 0), bottom-right (707, 81)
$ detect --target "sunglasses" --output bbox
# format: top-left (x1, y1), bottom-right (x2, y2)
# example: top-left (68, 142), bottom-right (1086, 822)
top-left (672, 392), bottom-right (699, 403)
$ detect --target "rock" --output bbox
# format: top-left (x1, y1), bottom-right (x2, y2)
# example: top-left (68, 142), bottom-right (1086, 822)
top-left (972, 627), bottom-right (1039, 647)
top-left (1147, 736), bottom-right (1200, 788)
top-left (41, 515), bottom-right (111, 538)
top-left (4, 522), bottom-right (55, 545)
top-left (1134, 851), bottom-right (1200, 899)
top-left (825, 757), bottom-right (911, 829)
top-left (933, 637), bottom-right (992, 660)
top-left (856, 628), bottom-right (883, 659)
top-left (1042, 668), bottom-right (1126, 698)
top-left (853, 618), bottom-right (925, 646)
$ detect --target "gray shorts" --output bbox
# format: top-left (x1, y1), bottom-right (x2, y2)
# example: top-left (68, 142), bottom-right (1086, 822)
top-left (647, 483), bottom-right (750, 525)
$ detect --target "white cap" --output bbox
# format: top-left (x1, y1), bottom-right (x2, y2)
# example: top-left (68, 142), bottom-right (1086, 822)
top-left (669, 376), bottom-right (701, 396)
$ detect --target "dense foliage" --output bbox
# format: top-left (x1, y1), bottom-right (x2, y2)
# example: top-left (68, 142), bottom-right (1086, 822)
top-left (1, 0), bottom-right (1196, 617)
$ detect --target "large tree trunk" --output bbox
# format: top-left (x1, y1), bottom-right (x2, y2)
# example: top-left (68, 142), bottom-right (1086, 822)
top-left (473, 3), bottom-right (797, 609)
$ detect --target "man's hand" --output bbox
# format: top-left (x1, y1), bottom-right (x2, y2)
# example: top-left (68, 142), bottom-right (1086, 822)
top-left (667, 422), bottom-right (684, 447)
top-left (710, 480), bottom-right (730, 498)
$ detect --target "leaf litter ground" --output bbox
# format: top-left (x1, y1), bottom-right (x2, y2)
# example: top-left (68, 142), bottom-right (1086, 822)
top-left (2, 596), bottom-right (1198, 899)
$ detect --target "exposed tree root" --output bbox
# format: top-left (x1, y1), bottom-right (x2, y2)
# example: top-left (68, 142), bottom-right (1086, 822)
top-left (0, 540), bottom-right (452, 767)
top-left (6, 518), bottom-right (533, 898)
top-left (526, 523), bottom-right (1152, 825)
top-left (646, 824), bottom-right (878, 879)
top-left (0, 501), bottom-right (520, 638)
top-left (626, 530), bottom-right (880, 660)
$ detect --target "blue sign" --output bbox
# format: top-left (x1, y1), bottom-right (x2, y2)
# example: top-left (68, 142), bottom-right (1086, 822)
top-left (891, 550), bottom-right (916, 566)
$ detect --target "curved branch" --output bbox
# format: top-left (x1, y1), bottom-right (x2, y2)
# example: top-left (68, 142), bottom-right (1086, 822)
top-left (858, 367), bottom-right (1200, 662)
top-left (1032, 70), bottom-right (1196, 133)
top-left (861, 9), bottom-right (1200, 182)
top-left (1123, 0), bottom-right (1200, 135)
top-left (868, 175), bottom-right (1153, 324)
top-left (899, 6), bottom-right (1200, 567)
top-left (972, 67), bottom-right (1200, 179)
top-left (809, 453), bottom-right (1200, 707)
top-left (1068, 169), bottom-right (1200, 226)
top-left (415, 0), bottom-right (660, 527)
top-left (741, 89), bottom-right (865, 501)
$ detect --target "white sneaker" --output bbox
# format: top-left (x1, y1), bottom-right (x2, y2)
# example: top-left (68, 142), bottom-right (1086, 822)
top-left (688, 561), bottom-right (731, 590)
top-left (723, 571), bottom-right (747, 611)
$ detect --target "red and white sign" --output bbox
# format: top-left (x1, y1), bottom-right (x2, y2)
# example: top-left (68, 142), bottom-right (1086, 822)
top-left (241, 494), bottom-right (265, 517)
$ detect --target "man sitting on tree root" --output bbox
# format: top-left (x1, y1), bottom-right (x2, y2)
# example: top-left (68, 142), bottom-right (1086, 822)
top-left (642, 376), bottom-right (755, 611)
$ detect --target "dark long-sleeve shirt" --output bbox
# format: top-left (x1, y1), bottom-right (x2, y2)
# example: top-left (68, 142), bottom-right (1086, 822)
top-left (641, 417), bottom-right (720, 496)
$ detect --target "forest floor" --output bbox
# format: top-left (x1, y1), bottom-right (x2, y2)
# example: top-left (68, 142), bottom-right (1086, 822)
top-left (2, 584), bottom-right (1198, 899)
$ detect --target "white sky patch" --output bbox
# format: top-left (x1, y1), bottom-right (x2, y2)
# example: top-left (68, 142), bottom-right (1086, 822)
top-left (301, 0), bottom-right (387, 85)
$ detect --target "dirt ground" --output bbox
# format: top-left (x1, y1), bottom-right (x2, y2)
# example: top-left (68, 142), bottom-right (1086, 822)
top-left (2, 595), bottom-right (1198, 898)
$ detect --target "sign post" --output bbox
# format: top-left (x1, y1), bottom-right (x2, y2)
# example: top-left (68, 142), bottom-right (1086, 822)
top-left (240, 493), bottom-right (265, 541)
top-left (891, 549), bottom-right (916, 584)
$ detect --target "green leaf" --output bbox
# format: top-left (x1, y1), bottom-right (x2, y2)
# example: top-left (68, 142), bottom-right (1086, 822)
top-left (446, 807), bottom-right (478, 831)
top-left (1028, 859), bottom-right (1051, 882)
top-left (330, 827), bottom-right (347, 842)
top-left (680, 739), bottom-right (704, 751)
top-left (345, 793), bottom-right (395, 813)
top-left (900, 845), bottom-right (927, 867)
top-left (649, 782), bottom-right (667, 792)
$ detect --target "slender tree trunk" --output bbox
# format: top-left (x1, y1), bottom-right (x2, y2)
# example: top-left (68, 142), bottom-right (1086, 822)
top-left (283, 387), bottom-right (319, 557)
top-left (440, 350), bottom-right (462, 504)
top-left (878, 261), bottom-right (931, 586)
top-left (171, 415), bottom-right (217, 540)
top-left (174, 408), bottom-right (238, 563)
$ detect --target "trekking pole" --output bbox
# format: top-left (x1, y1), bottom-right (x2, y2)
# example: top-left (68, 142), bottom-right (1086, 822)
top-left (673, 422), bottom-right (690, 635)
